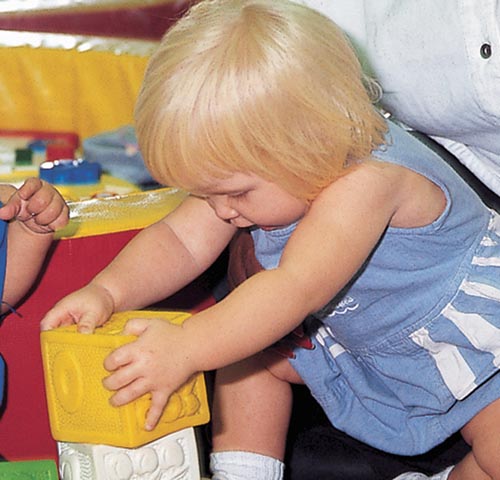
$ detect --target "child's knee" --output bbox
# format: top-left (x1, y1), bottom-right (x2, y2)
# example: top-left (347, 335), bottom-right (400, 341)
top-left (461, 398), bottom-right (500, 478)
top-left (471, 440), bottom-right (500, 479)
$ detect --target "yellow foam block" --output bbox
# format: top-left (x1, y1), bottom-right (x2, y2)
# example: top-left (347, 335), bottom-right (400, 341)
top-left (40, 311), bottom-right (210, 448)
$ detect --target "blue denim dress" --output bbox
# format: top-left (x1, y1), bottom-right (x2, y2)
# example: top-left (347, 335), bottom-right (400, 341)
top-left (251, 121), bottom-right (500, 455)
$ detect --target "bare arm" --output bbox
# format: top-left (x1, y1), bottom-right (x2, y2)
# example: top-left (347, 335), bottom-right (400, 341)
top-left (104, 164), bottom-right (405, 428)
top-left (182, 164), bottom-right (403, 369)
top-left (41, 195), bottom-right (237, 331)
top-left (0, 179), bottom-right (68, 311)
top-left (95, 195), bottom-right (236, 310)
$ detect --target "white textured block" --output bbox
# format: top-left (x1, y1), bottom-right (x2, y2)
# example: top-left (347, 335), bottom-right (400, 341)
top-left (58, 427), bottom-right (201, 480)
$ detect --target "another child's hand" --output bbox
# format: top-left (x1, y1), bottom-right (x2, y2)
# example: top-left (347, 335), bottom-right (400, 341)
top-left (40, 283), bottom-right (115, 334)
top-left (0, 178), bottom-right (69, 234)
top-left (103, 317), bottom-right (198, 431)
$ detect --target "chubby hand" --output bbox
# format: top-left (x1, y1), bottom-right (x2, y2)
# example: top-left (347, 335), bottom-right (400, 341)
top-left (40, 283), bottom-right (115, 334)
top-left (0, 178), bottom-right (69, 234)
top-left (103, 317), bottom-right (198, 431)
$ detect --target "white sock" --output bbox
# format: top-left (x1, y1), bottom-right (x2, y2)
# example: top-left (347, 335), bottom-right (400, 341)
top-left (393, 466), bottom-right (454, 480)
top-left (210, 451), bottom-right (285, 480)
top-left (431, 466), bottom-right (454, 479)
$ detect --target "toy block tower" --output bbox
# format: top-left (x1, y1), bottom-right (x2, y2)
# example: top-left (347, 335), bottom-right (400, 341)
top-left (40, 311), bottom-right (210, 449)
top-left (57, 427), bottom-right (201, 480)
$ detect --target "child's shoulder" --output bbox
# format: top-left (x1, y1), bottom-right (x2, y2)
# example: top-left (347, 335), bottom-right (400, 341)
top-left (316, 160), bottom-right (446, 229)
top-left (324, 159), bottom-right (412, 197)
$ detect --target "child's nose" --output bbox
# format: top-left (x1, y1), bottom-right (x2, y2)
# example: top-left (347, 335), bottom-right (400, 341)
top-left (211, 196), bottom-right (238, 220)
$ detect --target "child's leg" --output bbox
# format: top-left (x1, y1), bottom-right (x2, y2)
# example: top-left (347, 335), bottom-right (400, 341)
top-left (449, 397), bottom-right (500, 479)
top-left (211, 351), bottom-right (302, 478)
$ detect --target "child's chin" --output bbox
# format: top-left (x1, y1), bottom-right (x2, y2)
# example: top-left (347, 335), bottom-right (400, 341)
top-left (231, 219), bottom-right (253, 228)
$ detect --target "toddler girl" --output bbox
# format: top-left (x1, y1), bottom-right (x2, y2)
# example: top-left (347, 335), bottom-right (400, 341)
top-left (41, 2), bottom-right (500, 479)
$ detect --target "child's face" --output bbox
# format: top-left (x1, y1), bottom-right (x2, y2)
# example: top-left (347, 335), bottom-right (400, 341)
top-left (193, 173), bottom-right (308, 230)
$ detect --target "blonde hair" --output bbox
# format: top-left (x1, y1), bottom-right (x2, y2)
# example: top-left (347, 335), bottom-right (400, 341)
top-left (135, 0), bottom-right (387, 201)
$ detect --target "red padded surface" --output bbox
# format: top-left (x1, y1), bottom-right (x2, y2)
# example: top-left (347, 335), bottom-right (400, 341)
top-left (0, 2), bottom-right (190, 40)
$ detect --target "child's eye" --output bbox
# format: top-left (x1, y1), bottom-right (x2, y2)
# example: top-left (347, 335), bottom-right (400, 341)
top-left (231, 191), bottom-right (248, 200)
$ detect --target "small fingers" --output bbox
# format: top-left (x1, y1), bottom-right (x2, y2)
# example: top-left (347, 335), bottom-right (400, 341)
top-left (41, 309), bottom-right (102, 333)
top-left (105, 375), bottom-right (171, 431)
top-left (104, 342), bottom-right (136, 372)
top-left (75, 311), bottom-right (102, 334)
top-left (0, 199), bottom-right (20, 221)
top-left (122, 317), bottom-right (152, 336)
top-left (107, 377), bottom-right (150, 408)
top-left (16, 179), bottom-right (69, 230)
top-left (40, 312), bottom-right (79, 331)
top-left (48, 202), bottom-right (70, 231)
top-left (16, 177), bottom-right (43, 200)
top-left (26, 196), bottom-right (69, 233)
top-left (145, 390), bottom-right (170, 431)
top-left (103, 360), bottom-right (137, 391)
top-left (31, 201), bottom-right (69, 231)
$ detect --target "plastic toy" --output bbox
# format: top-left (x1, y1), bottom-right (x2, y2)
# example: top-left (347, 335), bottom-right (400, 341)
top-left (0, 129), bottom-right (79, 172)
top-left (39, 159), bottom-right (102, 185)
top-left (0, 459), bottom-right (58, 479)
top-left (57, 427), bottom-right (200, 480)
top-left (40, 311), bottom-right (210, 448)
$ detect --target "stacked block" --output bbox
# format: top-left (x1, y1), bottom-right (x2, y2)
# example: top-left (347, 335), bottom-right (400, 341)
top-left (0, 459), bottom-right (58, 479)
top-left (58, 427), bottom-right (200, 480)
top-left (40, 311), bottom-right (210, 449)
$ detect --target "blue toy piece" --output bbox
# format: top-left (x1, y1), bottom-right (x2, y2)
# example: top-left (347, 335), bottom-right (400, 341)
top-left (39, 159), bottom-right (101, 185)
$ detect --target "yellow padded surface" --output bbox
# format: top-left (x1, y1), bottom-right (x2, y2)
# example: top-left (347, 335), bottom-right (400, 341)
top-left (0, 33), bottom-right (154, 139)
top-left (57, 187), bottom-right (187, 239)
top-left (0, 33), bottom-right (189, 238)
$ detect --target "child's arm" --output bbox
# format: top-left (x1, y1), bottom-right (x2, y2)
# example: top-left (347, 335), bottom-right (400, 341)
top-left (103, 164), bottom-right (405, 429)
top-left (0, 178), bottom-right (68, 312)
top-left (40, 195), bottom-right (238, 333)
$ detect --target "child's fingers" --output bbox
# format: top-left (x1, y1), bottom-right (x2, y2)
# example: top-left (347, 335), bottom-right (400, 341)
top-left (47, 206), bottom-right (70, 231)
top-left (122, 317), bottom-right (152, 336)
top-left (18, 179), bottom-right (67, 220)
top-left (0, 178), bottom-right (66, 229)
top-left (103, 343), bottom-right (134, 372)
top-left (102, 362), bottom-right (137, 391)
top-left (16, 177), bottom-right (43, 201)
top-left (22, 185), bottom-right (58, 217)
top-left (105, 370), bottom-right (171, 430)
top-left (76, 311), bottom-right (102, 334)
top-left (40, 311), bottom-right (79, 331)
top-left (41, 308), bottom-right (99, 332)
top-left (30, 200), bottom-right (69, 231)
top-left (108, 377), bottom-right (150, 408)
top-left (145, 390), bottom-right (170, 431)
top-left (0, 200), bottom-right (20, 221)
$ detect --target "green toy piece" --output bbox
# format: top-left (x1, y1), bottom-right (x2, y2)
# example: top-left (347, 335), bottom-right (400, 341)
top-left (0, 459), bottom-right (58, 479)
